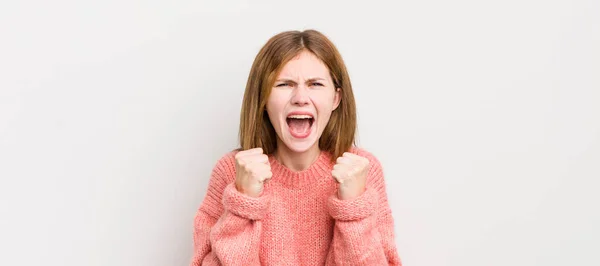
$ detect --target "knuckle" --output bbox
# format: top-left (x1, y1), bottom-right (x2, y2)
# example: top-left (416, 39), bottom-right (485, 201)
top-left (345, 171), bottom-right (353, 179)
top-left (251, 171), bottom-right (261, 180)
top-left (237, 159), bottom-right (246, 167)
top-left (331, 171), bottom-right (339, 178)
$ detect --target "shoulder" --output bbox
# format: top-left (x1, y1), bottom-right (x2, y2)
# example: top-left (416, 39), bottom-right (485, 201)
top-left (210, 149), bottom-right (239, 183)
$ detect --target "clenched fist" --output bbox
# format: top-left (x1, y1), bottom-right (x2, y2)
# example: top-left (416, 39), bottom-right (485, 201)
top-left (331, 152), bottom-right (370, 200)
top-left (234, 148), bottom-right (273, 198)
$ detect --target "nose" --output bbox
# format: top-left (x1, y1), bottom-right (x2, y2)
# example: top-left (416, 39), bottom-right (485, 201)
top-left (291, 85), bottom-right (310, 106)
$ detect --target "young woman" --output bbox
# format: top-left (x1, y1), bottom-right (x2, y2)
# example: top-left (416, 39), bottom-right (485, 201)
top-left (190, 29), bottom-right (401, 266)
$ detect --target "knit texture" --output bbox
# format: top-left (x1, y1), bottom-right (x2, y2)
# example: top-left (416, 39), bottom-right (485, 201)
top-left (190, 147), bottom-right (402, 266)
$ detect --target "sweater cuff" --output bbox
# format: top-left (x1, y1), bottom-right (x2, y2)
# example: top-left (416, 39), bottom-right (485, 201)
top-left (222, 183), bottom-right (271, 220)
top-left (328, 187), bottom-right (377, 221)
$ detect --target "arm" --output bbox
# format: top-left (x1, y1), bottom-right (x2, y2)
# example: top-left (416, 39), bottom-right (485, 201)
top-left (190, 154), bottom-right (271, 266)
top-left (326, 155), bottom-right (402, 266)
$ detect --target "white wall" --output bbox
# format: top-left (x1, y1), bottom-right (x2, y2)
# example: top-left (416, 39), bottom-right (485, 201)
top-left (1, 0), bottom-right (598, 265)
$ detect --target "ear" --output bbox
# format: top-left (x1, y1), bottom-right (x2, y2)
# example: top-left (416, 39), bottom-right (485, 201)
top-left (332, 88), bottom-right (341, 111)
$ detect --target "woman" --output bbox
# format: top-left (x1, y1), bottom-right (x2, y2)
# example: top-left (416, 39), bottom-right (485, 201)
top-left (190, 29), bottom-right (401, 266)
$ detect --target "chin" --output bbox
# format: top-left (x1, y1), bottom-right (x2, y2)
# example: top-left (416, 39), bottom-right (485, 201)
top-left (281, 135), bottom-right (318, 153)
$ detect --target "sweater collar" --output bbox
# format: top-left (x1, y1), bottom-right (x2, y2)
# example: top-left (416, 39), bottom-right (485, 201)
top-left (268, 151), bottom-right (334, 188)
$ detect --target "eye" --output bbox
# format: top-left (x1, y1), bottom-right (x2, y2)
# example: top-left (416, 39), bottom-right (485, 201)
top-left (275, 83), bottom-right (289, 87)
top-left (311, 82), bottom-right (324, 87)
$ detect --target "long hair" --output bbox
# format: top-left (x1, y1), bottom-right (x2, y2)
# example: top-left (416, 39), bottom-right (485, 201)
top-left (238, 29), bottom-right (357, 161)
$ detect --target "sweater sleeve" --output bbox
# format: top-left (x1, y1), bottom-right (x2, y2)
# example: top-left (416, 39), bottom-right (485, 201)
top-left (326, 153), bottom-right (402, 266)
top-left (190, 153), bottom-right (271, 266)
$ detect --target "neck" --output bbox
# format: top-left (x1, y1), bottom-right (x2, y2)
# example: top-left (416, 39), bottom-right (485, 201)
top-left (274, 141), bottom-right (321, 172)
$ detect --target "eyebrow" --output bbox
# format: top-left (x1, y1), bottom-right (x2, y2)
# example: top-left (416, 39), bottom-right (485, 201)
top-left (275, 77), bottom-right (326, 83)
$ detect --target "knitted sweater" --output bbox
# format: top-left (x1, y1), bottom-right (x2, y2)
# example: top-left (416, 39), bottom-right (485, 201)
top-left (190, 147), bottom-right (401, 265)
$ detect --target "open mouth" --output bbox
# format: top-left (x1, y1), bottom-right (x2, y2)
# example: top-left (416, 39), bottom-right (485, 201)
top-left (286, 114), bottom-right (314, 138)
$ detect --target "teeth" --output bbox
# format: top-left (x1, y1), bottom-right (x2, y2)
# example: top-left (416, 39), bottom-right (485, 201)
top-left (288, 115), bottom-right (313, 119)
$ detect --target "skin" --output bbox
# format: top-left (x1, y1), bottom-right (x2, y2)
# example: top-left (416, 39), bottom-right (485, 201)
top-left (235, 50), bottom-right (368, 200)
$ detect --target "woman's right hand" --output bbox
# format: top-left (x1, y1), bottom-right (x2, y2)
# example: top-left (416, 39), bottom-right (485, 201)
top-left (234, 148), bottom-right (272, 197)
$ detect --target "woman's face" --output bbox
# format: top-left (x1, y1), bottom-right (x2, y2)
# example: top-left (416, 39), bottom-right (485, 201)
top-left (266, 50), bottom-right (341, 154)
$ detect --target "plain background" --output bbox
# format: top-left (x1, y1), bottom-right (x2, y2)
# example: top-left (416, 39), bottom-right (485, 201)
top-left (1, 0), bottom-right (599, 265)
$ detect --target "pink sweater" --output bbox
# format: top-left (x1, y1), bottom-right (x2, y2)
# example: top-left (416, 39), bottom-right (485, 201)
top-left (190, 147), bottom-right (401, 265)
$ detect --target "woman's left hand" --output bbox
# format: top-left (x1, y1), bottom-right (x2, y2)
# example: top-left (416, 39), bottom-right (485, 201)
top-left (332, 152), bottom-right (370, 200)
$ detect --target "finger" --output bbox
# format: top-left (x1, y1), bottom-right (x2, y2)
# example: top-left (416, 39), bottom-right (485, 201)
top-left (347, 153), bottom-right (369, 164)
top-left (247, 147), bottom-right (264, 153)
top-left (261, 170), bottom-right (273, 181)
top-left (246, 154), bottom-right (269, 164)
top-left (248, 163), bottom-right (271, 177)
top-left (333, 164), bottom-right (351, 176)
top-left (343, 153), bottom-right (369, 167)
top-left (343, 152), bottom-right (363, 160)
top-left (254, 169), bottom-right (272, 183)
top-left (331, 169), bottom-right (344, 183)
top-left (237, 148), bottom-right (263, 158)
top-left (251, 162), bottom-right (271, 172)
top-left (331, 169), bottom-right (339, 181)
top-left (336, 156), bottom-right (351, 165)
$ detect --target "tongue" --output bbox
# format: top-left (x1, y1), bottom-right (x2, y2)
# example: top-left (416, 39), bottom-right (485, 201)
top-left (288, 119), bottom-right (311, 135)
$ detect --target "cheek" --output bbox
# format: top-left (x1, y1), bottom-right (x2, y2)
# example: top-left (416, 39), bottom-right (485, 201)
top-left (266, 92), bottom-right (287, 122)
top-left (313, 92), bottom-right (336, 112)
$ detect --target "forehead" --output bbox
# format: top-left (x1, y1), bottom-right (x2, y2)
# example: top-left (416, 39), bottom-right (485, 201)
top-left (277, 51), bottom-right (330, 79)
